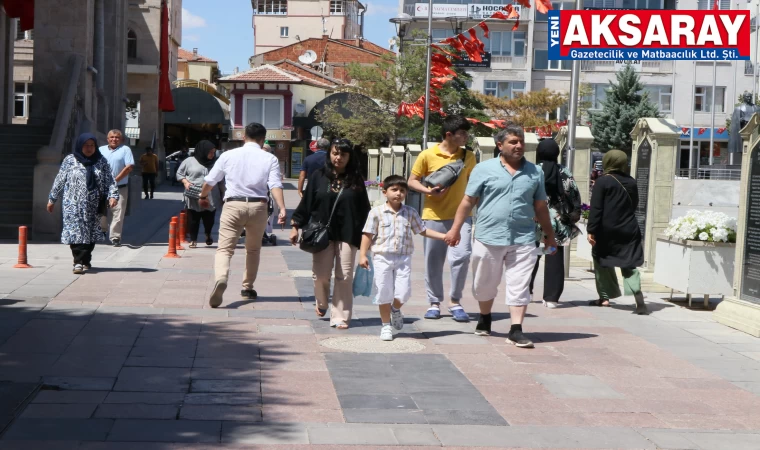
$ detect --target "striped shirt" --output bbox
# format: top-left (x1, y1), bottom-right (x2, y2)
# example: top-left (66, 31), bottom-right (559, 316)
top-left (362, 203), bottom-right (425, 255)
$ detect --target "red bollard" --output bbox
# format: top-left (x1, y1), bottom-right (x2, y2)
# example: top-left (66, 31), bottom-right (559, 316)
top-left (13, 226), bottom-right (32, 268)
top-left (164, 217), bottom-right (180, 258)
top-left (179, 210), bottom-right (187, 244)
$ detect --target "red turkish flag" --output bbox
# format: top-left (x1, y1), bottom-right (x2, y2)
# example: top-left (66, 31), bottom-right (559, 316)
top-left (698, 128), bottom-right (707, 135)
top-left (158, 1), bottom-right (175, 112)
top-left (478, 22), bottom-right (490, 38)
top-left (681, 127), bottom-right (690, 135)
top-left (469, 29), bottom-right (485, 53)
top-left (513, 0), bottom-right (531, 9)
top-left (717, 127), bottom-right (727, 134)
top-left (536, 0), bottom-right (553, 14)
top-left (431, 45), bottom-right (460, 60)
top-left (490, 11), bottom-right (509, 20)
top-left (713, 0), bottom-right (720, 10)
top-left (512, 19), bottom-right (521, 31)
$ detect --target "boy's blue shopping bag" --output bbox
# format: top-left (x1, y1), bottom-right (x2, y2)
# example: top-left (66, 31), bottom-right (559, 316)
top-left (352, 258), bottom-right (374, 297)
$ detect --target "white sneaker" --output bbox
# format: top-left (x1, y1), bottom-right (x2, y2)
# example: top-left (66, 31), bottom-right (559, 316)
top-left (380, 325), bottom-right (394, 341)
top-left (543, 300), bottom-right (558, 309)
top-left (72, 264), bottom-right (84, 275)
top-left (390, 308), bottom-right (404, 331)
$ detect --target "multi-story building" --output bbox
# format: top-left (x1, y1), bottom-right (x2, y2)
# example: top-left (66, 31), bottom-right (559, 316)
top-left (398, 0), bottom-right (758, 178)
top-left (127, 0), bottom-right (182, 149)
top-left (252, 0), bottom-right (367, 55)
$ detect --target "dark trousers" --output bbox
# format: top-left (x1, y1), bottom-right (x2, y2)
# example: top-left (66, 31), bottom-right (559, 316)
top-left (529, 246), bottom-right (565, 302)
top-left (70, 243), bottom-right (95, 265)
top-left (188, 209), bottom-right (216, 241)
top-left (142, 173), bottom-right (156, 196)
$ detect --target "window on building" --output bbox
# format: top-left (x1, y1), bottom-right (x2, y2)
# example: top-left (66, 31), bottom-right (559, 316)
top-left (642, 85), bottom-right (672, 113)
top-left (484, 81), bottom-right (526, 99)
top-left (431, 29), bottom-right (454, 41)
top-left (14, 19), bottom-right (33, 40)
top-left (280, 26), bottom-right (289, 37)
top-left (534, 48), bottom-right (572, 70)
top-left (127, 30), bottom-right (137, 59)
top-left (694, 86), bottom-right (726, 113)
top-left (536, 1), bottom-right (575, 21)
top-left (14, 82), bottom-right (31, 118)
top-left (583, 84), bottom-right (608, 110)
top-left (330, 0), bottom-right (345, 14)
top-left (697, 0), bottom-right (730, 9)
top-left (486, 31), bottom-right (526, 57)
top-left (255, 0), bottom-right (288, 15)
top-left (245, 97), bottom-right (283, 130)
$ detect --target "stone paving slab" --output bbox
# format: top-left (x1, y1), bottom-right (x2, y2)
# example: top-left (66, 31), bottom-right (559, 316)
top-left (0, 186), bottom-right (759, 447)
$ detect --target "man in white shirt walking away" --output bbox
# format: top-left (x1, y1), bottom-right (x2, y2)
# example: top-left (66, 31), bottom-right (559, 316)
top-left (198, 123), bottom-right (287, 308)
top-left (99, 130), bottom-right (134, 247)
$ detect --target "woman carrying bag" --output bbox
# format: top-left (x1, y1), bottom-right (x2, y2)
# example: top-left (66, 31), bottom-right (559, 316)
top-left (177, 140), bottom-right (221, 247)
top-left (586, 150), bottom-right (647, 315)
top-left (290, 139), bottom-right (371, 329)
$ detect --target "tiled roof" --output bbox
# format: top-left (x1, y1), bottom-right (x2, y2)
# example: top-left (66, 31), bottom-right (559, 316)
top-left (271, 59), bottom-right (343, 86)
top-left (178, 48), bottom-right (217, 63)
top-left (219, 64), bottom-right (337, 89)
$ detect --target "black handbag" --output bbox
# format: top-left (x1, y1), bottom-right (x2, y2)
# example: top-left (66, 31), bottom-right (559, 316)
top-left (299, 187), bottom-right (344, 254)
top-left (184, 183), bottom-right (203, 200)
top-left (422, 147), bottom-right (466, 189)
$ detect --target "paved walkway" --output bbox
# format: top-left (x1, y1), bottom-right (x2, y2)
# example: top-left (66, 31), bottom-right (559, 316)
top-left (0, 184), bottom-right (759, 449)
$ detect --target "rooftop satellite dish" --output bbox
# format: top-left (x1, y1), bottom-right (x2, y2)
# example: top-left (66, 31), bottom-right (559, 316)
top-left (298, 50), bottom-right (317, 65)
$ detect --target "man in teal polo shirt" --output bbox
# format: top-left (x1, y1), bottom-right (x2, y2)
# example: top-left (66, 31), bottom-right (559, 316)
top-left (99, 129), bottom-right (134, 246)
top-left (445, 125), bottom-right (557, 348)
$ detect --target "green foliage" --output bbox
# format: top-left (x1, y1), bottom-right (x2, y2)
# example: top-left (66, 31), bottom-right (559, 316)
top-left (590, 65), bottom-right (660, 152)
top-left (316, 30), bottom-right (491, 147)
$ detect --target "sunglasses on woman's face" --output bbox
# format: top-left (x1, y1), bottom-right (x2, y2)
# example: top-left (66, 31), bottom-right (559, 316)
top-left (333, 138), bottom-right (352, 146)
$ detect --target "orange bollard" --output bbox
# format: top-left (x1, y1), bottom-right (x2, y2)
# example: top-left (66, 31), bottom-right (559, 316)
top-left (175, 213), bottom-right (185, 250)
top-left (179, 210), bottom-right (187, 244)
top-left (13, 226), bottom-right (32, 268)
top-left (164, 217), bottom-right (180, 258)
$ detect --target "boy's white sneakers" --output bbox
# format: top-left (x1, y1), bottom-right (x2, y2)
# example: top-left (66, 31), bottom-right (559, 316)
top-left (390, 308), bottom-right (404, 331)
top-left (380, 325), bottom-right (394, 341)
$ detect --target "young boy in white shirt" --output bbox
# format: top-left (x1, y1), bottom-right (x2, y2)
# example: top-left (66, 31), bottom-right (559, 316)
top-left (359, 175), bottom-right (447, 341)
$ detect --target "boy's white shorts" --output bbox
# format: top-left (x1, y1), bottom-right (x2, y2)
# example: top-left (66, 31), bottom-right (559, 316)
top-left (372, 253), bottom-right (412, 305)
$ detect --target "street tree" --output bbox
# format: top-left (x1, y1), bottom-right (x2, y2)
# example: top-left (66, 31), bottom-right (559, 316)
top-left (317, 30), bottom-right (491, 147)
top-left (591, 65), bottom-right (660, 152)
top-left (476, 89), bottom-right (568, 129)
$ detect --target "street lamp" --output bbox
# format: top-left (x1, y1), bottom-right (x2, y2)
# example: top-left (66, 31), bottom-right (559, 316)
top-left (389, 13), bottom-right (413, 52)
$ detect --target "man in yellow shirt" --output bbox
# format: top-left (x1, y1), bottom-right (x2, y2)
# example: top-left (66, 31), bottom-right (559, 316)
top-left (139, 147), bottom-right (159, 199)
top-left (408, 115), bottom-right (476, 321)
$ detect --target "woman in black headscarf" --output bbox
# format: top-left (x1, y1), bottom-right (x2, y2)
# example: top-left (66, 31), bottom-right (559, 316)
top-left (177, 140), bottom-right (221, 247)
top-left (587, 150), bottom-right (647, 314)
top-left (47, 133), bottom-right (119, 274)
top-left (529, 139), bottom-right (581, 308)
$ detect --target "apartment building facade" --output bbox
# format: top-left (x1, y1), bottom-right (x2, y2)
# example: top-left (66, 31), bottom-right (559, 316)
top-left (252, 0), bottom-right (366, 55)
top-left (399, 0), bottom-right (758, 176)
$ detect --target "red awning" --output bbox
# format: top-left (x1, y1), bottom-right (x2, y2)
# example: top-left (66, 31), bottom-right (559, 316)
top-left (158, 1), bottom-right (175, 112)
top-left (4, 0), bottom-right (35, 32)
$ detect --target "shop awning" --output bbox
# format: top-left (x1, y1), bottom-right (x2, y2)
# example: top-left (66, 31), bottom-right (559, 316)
top-left (163, 87), bottom-right (230, 125)
top-left (3, 0), bottom-right (34, 31)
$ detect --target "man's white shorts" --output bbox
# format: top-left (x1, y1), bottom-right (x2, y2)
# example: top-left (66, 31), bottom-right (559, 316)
top-left (471, 240), bottom-right (537, 306)
top-left (372, 253), bottom-right (412, 305)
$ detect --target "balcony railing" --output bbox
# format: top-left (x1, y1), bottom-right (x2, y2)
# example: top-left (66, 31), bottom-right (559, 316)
top-left (676, 168), bottom-right (741, 180)
top-left (491, 56), bottom-right (527, 70)
top-left (172, 79), bottom-right (230, 105)
top-left (580, 60), bottom-right (673, 73)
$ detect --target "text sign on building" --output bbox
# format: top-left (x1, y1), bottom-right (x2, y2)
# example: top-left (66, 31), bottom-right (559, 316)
top-left (468, 4), bottom-right (521, 20)
top-left (547, 10), bottom-right (751, 60)
top-left (266, 129), bottom-right (292, 141)
top-left (414, 3), bottom-right (468, 18)
top-left (452, 51), bottom-right (492, 69)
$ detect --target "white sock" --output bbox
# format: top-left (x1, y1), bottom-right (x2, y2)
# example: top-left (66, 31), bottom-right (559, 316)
top-left (382, 322), bottom-right (391, 327)
top-left (391, 306), bottom-right (399, 312)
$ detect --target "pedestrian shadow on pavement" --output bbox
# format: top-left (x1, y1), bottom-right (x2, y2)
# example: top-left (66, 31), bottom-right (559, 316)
top-left (0, 299), bottom-right (323, 444)
top-left (222, 296), bottom-right (302, 310)
top-left (85, 267), bottom-right (158, 274)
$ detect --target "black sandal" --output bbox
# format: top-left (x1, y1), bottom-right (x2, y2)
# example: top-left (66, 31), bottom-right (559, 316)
top-left (589, 299), bottom-right (610, 307)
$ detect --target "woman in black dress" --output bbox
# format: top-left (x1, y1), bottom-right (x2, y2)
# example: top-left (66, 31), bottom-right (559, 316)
top-left (290, 139), bottom-right (371, 328)
top-left (586, 150), bottom-right (647, 315)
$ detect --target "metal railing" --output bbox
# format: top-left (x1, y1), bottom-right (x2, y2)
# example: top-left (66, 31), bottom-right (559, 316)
top-left (49, 55), bottom-right (84, 157)
top-left (172, 79), bottom-right (230, 105)
top-left (580, 60), bottom-right (673, 72)
top-left (676, 168), bottom-right (741, 180)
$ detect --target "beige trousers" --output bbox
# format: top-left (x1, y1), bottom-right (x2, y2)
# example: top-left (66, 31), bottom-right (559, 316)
top-left (101, 185), bottom-right (129, 240)
top-left (312, 241), bottom-right (357, 326)
top-left (214, 201), bottom-right (269, 289)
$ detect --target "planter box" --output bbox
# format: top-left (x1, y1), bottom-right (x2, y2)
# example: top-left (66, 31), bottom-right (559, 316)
top-left (367, 187), bottom-right (384, 206)
top-left (576, 221), bottom-right (593, 262)
top-left (653, 235), bottom-right (735, 305)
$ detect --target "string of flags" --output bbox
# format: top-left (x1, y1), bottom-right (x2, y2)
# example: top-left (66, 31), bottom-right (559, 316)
top-left (682, 127), bottom-right (728, 135)
top-left (397, 1), bottom-right (555, 136)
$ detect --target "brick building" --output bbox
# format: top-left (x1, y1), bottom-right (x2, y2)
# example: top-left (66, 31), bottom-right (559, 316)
top-left (249, 35), bottom-right (393, 83)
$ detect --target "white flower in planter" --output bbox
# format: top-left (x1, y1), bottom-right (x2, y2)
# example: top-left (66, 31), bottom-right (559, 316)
top-left (664, 210), bottom-right (737, 243)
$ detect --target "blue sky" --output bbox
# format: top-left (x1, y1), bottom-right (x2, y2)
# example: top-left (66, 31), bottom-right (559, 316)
top-left (182, 0), bottom-right (399, 74)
